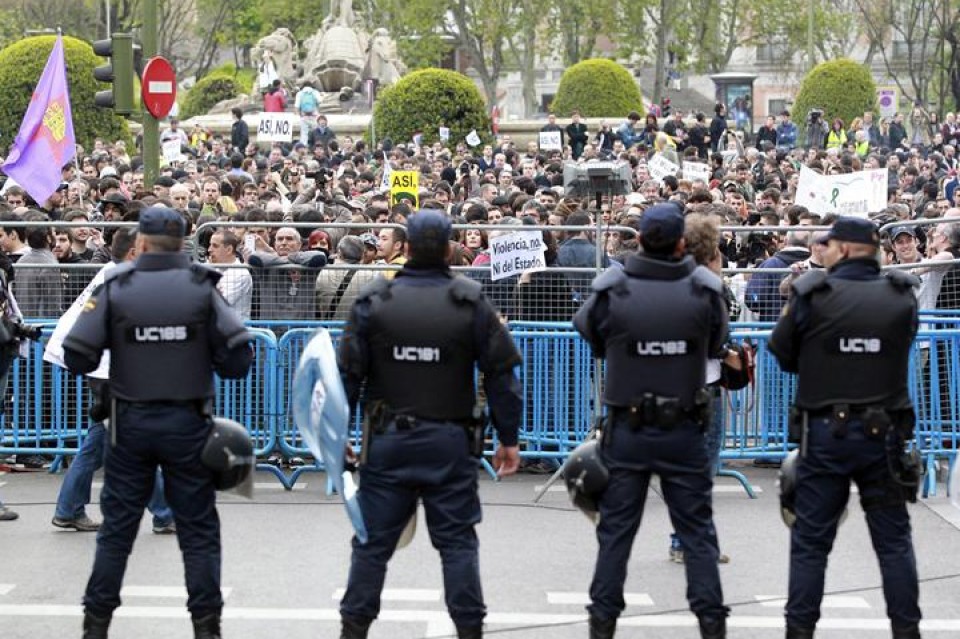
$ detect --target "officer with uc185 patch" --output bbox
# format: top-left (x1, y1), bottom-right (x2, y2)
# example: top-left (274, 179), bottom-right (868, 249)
top-left (573, 203), bottom-right (730, 639)
top-left (337, 210), bottom-right (523, 639)
top-left (63, 207), bottom-right (254, 639)
top-left (769, 216), bottom-right (922, 639)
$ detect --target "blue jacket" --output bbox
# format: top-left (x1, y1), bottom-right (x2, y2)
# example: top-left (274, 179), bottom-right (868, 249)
top-left (745, 248), bottom-right (809, 322)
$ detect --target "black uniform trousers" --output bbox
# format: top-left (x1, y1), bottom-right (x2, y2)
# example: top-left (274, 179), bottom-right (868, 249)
top-left (589, 416), bottom-right (727, 623)
top-left (83, 402), bottom-right (222, 619)
top-left (787, 416), bottom-right (921, 630)
top-left (340, 420), bottom-right (485, 627)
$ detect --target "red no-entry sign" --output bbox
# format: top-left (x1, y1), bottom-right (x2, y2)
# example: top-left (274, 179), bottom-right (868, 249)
top-left (141, 57), bottom-right (177, 120)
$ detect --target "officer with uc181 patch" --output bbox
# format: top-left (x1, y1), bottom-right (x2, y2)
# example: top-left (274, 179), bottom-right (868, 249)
top-left (769, 216), bottom-right (922, 639)
top-left (62, 207), bottom-right (254, 639)
top-left (337, 210), bottom-right (523, 639)
top-left (573, 203), bottom-right (730, 639)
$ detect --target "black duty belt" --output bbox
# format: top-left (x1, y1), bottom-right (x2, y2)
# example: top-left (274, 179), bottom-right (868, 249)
top-left (374, 413), bottom-right (471, 434)
top-left (609, 403), bottom-right (705, 431)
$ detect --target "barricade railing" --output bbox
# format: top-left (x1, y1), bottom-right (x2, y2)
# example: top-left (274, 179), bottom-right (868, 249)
top-left (1, 321), bottom-right (956, 497)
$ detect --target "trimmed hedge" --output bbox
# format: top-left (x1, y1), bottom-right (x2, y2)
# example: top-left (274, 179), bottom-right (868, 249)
top-left (0, 35), bottom-right (128, 152)
top-left (180, 73), bottom-right (244, 119)
top-left (792, 58), bottom-right (877, 129)
top-left (550, 59), bottom-right (645, 118)
top-left (372, 68), bottom-right (490, 146)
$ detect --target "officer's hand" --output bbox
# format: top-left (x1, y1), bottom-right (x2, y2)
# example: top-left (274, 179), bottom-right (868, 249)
top-left (493, 445), bottom-right (520, 478)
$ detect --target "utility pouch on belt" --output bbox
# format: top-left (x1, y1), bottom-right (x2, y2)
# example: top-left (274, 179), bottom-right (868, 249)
top-left (788, 406), bottom-right (803, 444)
top-left (896, 449), bottom-right (923, 503)
top-left (467, 403), bottom-right (486, 458)
top-left (830, 404), bottom-right (850, 439)
top-left (862, 407), bottom-right (891, 441)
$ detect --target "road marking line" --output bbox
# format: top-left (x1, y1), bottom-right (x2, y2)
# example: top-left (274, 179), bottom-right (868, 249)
top-left (547, 592), bottom-right (653, 606)
top-left (713, 485), bottom-right (763, 493)
top-left (533, 485), bottom-right (566, 493)
top-left (253, 482), bottom-right (307, 491)
top-left (332, 588), bottom-right (440, 602)
top-left (121, 587), bottom-right (232, 599)
top-left (754, 595), bottom-right (870, 609)
top-left (0, 585), bottom-right (14, 595)
top-left (92, 481), bottom-right (306, 491)
top-left (0, 482), bottom-right (6, 488)
top-left (0, 605), bottom-right (958, 632)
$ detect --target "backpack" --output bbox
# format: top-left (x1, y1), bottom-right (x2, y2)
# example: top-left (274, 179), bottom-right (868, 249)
top-left (299, 89), bottom-right (318, 114)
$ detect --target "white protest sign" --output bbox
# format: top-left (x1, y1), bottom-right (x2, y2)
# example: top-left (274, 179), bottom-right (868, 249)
top-left (439, 126), bottom-right (450, 142)
top-left (162, 139), bottom-right (181, 163)
top-left (796, 166), bottom-right (888, 217)
top-left (488, 231), bottom-right (546, 281)
top-left (647, 153), bottom-right (680, 184)
top-left (380, 163), bottom-right (392, 191)
top-left (465, 130), bottom-right (481, 147)
top-left (682, 161), bottom-right (711, 184)
top-left (256, 113), bottom-right (297, 142)
top-left (538, 130), bottom-right (562, 151)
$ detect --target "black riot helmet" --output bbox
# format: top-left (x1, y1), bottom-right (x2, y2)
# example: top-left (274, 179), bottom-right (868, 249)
top-left (779, 449), bottom-right (800, 527)
top-left (780, 449), bottom-right (847, 528)
top-left (563, 438), bottom-right (609, 524)
top-left (202, 417), bottom-right (255, 494)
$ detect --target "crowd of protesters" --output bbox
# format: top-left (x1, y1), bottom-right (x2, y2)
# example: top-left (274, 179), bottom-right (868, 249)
top-left (0, 103), bottom-right (957, 328)
top-left (1, 100), bottom-right (960, 512)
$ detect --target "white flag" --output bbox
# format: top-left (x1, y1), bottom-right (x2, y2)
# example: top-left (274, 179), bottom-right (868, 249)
top-left (465, 130), bottom-right (481, 147)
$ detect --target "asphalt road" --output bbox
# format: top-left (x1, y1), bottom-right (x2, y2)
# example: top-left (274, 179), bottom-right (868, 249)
top-left (0, 463), bottom-right (958, 639)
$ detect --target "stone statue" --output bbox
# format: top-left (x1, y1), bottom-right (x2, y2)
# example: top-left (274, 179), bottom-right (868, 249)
top-left (329, 0), bottom-right (356, 27)
top-left (364, 28), bottom-right (405, 86)
top-left (251, 28), bottom-right (300, 91)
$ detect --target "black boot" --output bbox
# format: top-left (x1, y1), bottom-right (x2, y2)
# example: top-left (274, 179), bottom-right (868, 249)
top-left (785, 626), bottom-right (815, 639)
top-left (589, 615), bottom-right (616, 639)
top-left (892, 624), bottom-right (921, 639)
top-left (192, 613), bottom-right (221, 639)
top-left (81, 611), bottom-right (111, 639)
top-left (456, 625), bottom-right (483, 639)
top-left (699, 616), bottom-right (726, 639)
top-left (340, 617), bottom-right (371, 639)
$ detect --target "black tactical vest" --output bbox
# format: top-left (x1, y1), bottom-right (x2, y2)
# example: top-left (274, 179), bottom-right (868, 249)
top-left (365, 278), bottom-right (477, 420)
top-left (602, 259), bottom-right (716, 409)
top-left (795, 275), bottom-right (916, 410)
top-left (107, 263), bottom-right (217, 401)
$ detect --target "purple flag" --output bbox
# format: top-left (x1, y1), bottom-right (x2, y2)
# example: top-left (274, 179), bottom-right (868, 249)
top-left (2, 35), bottom-right (76, 206)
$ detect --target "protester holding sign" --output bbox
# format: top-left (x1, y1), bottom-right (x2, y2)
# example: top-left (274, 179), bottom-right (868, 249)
top-left (539, 113), bottom-right (565, 152)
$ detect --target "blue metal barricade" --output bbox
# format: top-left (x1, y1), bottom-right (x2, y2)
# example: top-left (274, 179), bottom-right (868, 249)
top-left (4, 321), bottom-right (958, 496)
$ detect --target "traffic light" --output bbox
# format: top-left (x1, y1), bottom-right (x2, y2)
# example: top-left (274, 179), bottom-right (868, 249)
top-left (93, 33), bottom-right (135, 115)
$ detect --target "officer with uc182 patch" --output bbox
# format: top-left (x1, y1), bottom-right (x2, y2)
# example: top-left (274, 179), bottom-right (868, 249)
top-left (63, 207), bottom-right (254, 639)
top-left (573, 203), bottom-right (730, 639)
top-left (337, 210), bottom-right (523, 639)
top-left (769, 216), bottom-right (922, 639)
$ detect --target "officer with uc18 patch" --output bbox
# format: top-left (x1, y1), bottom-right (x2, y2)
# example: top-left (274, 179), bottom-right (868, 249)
top-left (336, 210), bottom-right (523, 639)
top-left (769, 216), bottom-right (922, 639)
top-left (63, 207), bottom-right (254, 639)
top-left (573, 203), bottom-right (730, 639)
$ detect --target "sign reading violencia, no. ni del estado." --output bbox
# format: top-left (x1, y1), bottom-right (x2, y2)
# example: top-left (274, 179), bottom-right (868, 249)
top-left (489, 231), bottom-right (547, 281)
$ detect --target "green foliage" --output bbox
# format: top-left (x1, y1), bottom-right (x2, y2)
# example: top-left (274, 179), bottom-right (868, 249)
top-left (793, 58), bottom-right (878, 128)
top-left (550, 59), bottom-right (645, 118)
top-left (0, 35), bottom-right (128, 153)
top-left (372, 68), bottom-right (491, 146)
top-left (208, 62), bottom-right (256, 95)
top-left (180, 72), bottom-right (245, 120)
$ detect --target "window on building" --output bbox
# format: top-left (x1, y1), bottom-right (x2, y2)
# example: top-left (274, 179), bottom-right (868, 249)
top-left (756, 42), bottom-right (790, 64)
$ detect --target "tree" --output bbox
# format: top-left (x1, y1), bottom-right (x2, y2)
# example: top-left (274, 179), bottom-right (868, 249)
top-left (542, 0), bottom-right (618, 68)
top-left (0, 35), bottom-right (128, 151)
top-left (372, 68), bottom-right (491, 146)
top-left (853, 0), bottom-right (943, 106)
top-left (550, 58), bottom-right (645, 118)
top-left (792, 58), bottom-right (877, 130)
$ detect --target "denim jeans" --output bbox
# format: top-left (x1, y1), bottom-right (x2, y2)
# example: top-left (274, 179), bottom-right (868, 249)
top-left (55, 422), bottom-right (173, 527)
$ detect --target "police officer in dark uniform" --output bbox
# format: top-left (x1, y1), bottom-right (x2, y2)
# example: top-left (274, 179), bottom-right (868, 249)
top-left (574, 203), bottom-right (730, 639)
top-left (63, 207), bottom-right (253, 639)
top-left (769, 217), bottom-right (922, 639)
top-left (337, 210), bottom-right (523, 639)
